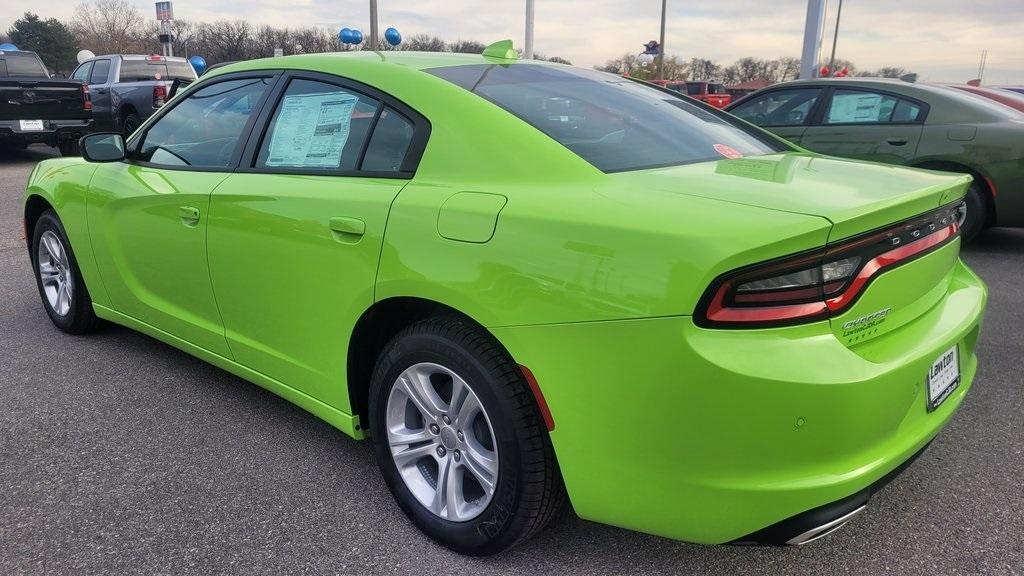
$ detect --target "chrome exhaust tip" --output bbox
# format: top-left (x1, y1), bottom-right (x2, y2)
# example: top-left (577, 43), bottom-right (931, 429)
top-left (785, 504), bottom-right (866, 546)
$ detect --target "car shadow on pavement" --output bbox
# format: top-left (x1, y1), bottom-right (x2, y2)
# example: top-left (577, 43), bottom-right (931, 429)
top-left (0, 144), bottom-right (59, 165)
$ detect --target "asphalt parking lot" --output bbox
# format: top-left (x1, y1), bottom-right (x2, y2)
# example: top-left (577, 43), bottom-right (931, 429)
top-left (1, 146), bottom-right (1021, 575)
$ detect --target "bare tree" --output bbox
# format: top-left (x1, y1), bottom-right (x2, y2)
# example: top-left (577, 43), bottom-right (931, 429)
top-left (449, 40), bottom-right (485, 54)
top-left (200, 20), bottom-right (254, 62)
top-left (777, 56), bottom-right (800, 81)
top-left (71, 0), bottom-right (146, 54)
top-left (688, 58), bottom-right (719, 81)
top-left (402, 34), bottom-right (446, 52)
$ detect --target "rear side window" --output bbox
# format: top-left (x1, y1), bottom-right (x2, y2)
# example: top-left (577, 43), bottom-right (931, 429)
top-left (256, 79), bottom-right (380, 171)
top-left (361, 108), bottom-right (415, 172)
top-left (89, 59), bottom-right (111, 84)
top-left (825, 90), bottom-right (901, 124)
top-left (730, 88), bottom-right (822, 127)
top-left (138, 77), bottom-right (272, 168)
top-left (428, 64), bottom-right (785, 173)
top-left (1, 52), bottom-right (48, 77)
top-left (685, 82), bottom-right (703, 95)
top-left (72, 62), bottom-right (93, 82)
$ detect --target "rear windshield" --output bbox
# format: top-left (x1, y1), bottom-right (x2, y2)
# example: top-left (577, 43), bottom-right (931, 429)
top-left (119, 59), bottom-right (196, 82)
top-left (0, 52), bottom-right (48, 78)
top-left (427, 64), bottom-right (786, 173)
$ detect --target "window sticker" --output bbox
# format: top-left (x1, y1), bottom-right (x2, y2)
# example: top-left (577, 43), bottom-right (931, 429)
top-left (265, 91), bottom-right (358, 168)
top-left (828, 93), bottom-right (884, 123)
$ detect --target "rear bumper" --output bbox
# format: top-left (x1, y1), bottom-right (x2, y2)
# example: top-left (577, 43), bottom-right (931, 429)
top-left (492, 258), bottom-right (986, 544)
top-left (0, 119), bottom-right (93, 146)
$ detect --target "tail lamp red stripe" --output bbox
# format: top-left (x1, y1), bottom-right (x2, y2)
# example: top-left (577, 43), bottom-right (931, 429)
top-left (699, 201), bottom-right (963, 327)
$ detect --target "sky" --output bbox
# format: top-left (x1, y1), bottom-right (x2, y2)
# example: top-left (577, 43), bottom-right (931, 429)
top-left (3, 0), bottom-right (1023, 84)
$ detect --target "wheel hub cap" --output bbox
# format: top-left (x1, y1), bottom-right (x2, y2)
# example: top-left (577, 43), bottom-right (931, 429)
top-left (385, 362), bottom-right (499, 522)
top-left (37, 230), bottom-right (73, 317)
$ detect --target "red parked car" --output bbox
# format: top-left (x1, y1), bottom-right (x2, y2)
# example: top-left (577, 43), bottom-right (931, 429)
top-left (945, 84), bottom-right (1024, 113)
top-left (667, 81), bottom-right (732, 108)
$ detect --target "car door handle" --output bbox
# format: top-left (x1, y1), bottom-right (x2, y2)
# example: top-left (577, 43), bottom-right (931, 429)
top-left (329, 216), bottom-right (365, 242)
top-left (886, 137), bottom-right (909, 146)
top-left (179, 205), bottom-right (201, 226)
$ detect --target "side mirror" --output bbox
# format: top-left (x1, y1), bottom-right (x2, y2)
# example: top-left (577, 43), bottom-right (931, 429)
top-left (80, 133), bottom-right (126, 163)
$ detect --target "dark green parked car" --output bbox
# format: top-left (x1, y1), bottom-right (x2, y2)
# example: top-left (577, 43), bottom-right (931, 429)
top-left (727, 78), bottom-right (1024, 240)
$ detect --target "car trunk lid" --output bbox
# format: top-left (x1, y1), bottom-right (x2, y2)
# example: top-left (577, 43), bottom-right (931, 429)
top-left (611, 152), bottom-right (971, 344)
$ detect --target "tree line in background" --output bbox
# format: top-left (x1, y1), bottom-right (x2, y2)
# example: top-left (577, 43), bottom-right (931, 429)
top-left (1, 0), bottom-right (571, 74)
top-left (597, 53), bottom-right (912, 84)
top-left (3, 0), bottom-right (910, 84)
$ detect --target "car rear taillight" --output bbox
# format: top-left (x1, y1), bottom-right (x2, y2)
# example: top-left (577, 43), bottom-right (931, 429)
top-left (696, 201), bottom-right (965, 328)
top-left (153, 83), bottom-right (167, 108)
top-left (81, 83), bottom-right (92, 111)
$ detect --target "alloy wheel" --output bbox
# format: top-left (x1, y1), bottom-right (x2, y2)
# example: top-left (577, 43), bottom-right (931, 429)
top-left (385, 362), bottom-right (499, 522)
top-left (37, 230), bottom-right (74, 317)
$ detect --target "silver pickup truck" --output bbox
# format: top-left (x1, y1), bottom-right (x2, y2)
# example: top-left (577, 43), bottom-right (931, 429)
top-left (71, 54), bottom-right (197, 137)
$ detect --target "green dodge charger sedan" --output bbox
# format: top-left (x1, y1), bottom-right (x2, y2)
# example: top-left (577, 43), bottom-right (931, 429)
top-left (727, 78), bottom-right (1024, 241)
top-left (23, 45), bottom-right (987, 554)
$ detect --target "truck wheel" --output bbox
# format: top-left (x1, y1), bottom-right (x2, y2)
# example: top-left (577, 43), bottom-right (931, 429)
top-left (122, 114), bottom-right (142, 138)
top-left (58, 140), bottom-right (81, 157)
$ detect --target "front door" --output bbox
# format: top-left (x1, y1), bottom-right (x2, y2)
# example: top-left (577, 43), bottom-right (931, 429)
top-left (799, 88), bottom-right (926, 165)
top-left (728, 87), bottom-right (824, 145)
top-left (87, 59), bottom-right (114, 131)
top-left (87, 75), bottom-right (277, 357)
top-left (207, 74), bottom-right (425, 408)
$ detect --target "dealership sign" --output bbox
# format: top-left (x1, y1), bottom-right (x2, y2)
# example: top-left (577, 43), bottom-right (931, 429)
top-left (155, 1), bottom-right (173, 22)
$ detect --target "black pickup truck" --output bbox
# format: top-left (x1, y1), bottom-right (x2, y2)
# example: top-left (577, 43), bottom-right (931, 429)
top-left (0, 49), bottom-right (93, 156)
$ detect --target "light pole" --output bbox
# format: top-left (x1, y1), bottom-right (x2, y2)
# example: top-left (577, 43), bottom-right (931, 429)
top-left (656, 0), bottom-right (667, 80)
top-left (826, 0), bottom-right (844, 76)
top-left (799, 0), bottom-right (827, 79)
top-left (524, 0), bottom-right (535, 59)
top-left (369, 0), bottom-right (379, 50)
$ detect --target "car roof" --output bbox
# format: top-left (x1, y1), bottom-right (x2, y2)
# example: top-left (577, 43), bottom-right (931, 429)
top-left (95, 54), bottom-right (190, 62)
top-left (215, 50), bottom-right (571, 74)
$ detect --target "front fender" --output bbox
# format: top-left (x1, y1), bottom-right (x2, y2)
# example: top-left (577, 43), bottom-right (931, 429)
top-left (24, 158), bottom-right (109, 306)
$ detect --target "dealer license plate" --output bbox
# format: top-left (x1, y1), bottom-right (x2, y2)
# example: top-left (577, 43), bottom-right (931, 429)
top-left (19, 120), bottom-right (45, 131)
top-left (926, 345), bottom-right (960, 411)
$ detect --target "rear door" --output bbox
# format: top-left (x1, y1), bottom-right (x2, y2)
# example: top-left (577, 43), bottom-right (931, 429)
top-left (798, 87), bottom-right (927, 165)
top-left (206, 72), bottom-right (428, 407)
top-left (728, 86), bottom-right (824, 144)
top-left (87, 74), bottom-right (277, 356)
top-left (87, 58), bottom-right (114, 130)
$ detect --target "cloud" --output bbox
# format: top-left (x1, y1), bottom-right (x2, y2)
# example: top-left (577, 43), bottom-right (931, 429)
top-left (3, 0), bottom-right (1022, 83)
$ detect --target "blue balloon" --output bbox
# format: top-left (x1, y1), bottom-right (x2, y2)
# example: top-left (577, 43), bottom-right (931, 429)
top-left (384, 27), bottom-right (401, 46)
top-left (0, 43), bottom-right (18, 51)
top-left (339, 27), bottom-right (353, 44)
top-left (350, 29), bottom-right (363, 44)
top-left (188, 55), bottom-right (207, 75)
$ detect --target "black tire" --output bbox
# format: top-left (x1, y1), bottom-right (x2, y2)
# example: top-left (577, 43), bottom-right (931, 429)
top-left (369, 317), bottom-right (567, 555)
top-left (122, 113), bottom-right (141, 138)
top-left (30, 210), bottom-right (101, 334)
top-left (58, 139), bottom-right (80, 157)
top-left (959, 182), bottom-right (988, 243)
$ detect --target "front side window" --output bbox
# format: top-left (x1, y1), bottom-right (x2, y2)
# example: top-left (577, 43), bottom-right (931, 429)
top-left (256, 79), bottom-right (380, 171)
top-left (428, 64), bottom-right (785, 173)
top-left (730, 88), bottom-right (822, 127)
top-left (89, 59), bottom-right (111, 84)
top-left (138, 77), bottom-right (272, 168)
top-left (72, 62), bottom-right (93, 82)
top-left (825, 89), bottom-right (902, 124)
